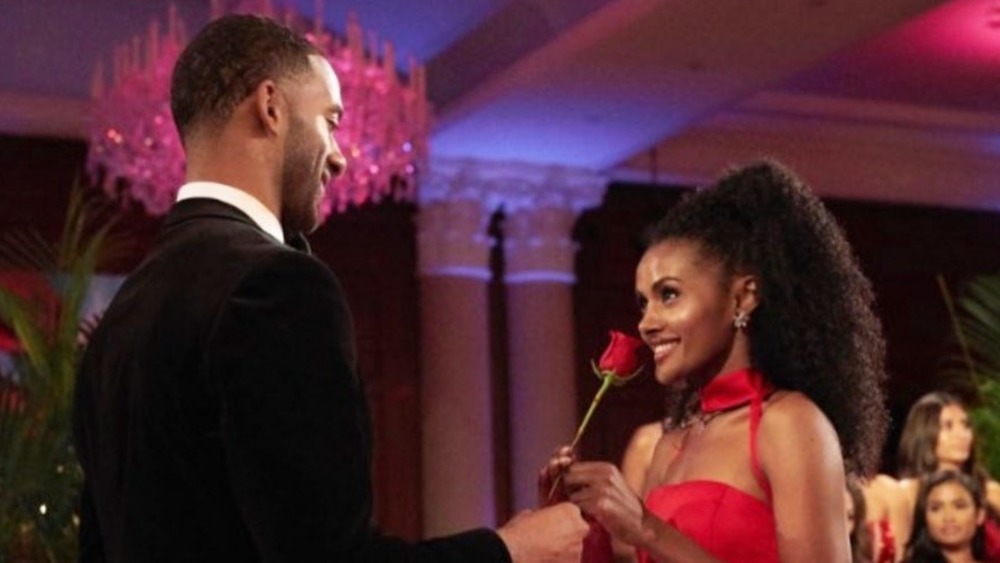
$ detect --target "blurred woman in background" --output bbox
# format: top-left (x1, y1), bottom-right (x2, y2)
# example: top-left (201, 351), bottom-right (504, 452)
top-left (904, 470), bottom-right (987, 563)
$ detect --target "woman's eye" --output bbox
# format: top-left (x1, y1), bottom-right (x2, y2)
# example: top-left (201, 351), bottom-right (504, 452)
top-left (660, 288), bottom-right (678, 302)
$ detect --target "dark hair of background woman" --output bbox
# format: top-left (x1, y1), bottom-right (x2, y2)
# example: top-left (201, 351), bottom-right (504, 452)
top-left (904, 470), bottom-right (986, 563)
top-left (898, 392), bottom-right (986, 479)
top-left (645, 160), bottom-right (888, 476)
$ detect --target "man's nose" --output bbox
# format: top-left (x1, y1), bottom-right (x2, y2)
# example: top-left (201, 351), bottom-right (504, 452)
top-left (328, 148), bottom-right (347, 178)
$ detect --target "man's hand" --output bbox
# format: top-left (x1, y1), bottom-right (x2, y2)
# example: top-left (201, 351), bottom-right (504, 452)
top-left (497, 502), bottom-right (589, 563)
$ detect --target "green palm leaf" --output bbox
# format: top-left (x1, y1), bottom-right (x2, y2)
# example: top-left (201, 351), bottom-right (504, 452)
top-left (0, 184), bottom-right (122, 562)
top-left (938, 274), bottom-right (1000, 479)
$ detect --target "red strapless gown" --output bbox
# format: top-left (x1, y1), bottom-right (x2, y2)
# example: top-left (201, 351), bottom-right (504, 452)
top-left (582, 368), bottom-right (781, 563)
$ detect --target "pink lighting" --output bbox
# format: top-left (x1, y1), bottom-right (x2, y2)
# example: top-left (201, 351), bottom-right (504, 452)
top-left (87, 0), bottom-right (430, 220)
top-left (785, 0), bottom-right (1000, 114)
top-left (894, 0), bottom-right (1000, 63)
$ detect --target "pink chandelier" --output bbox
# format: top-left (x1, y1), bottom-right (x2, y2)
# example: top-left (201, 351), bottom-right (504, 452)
top-left (87, 1), bottom-right (430, 221)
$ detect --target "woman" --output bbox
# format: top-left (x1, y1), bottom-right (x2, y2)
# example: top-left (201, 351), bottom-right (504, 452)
top-left (904, 470), bottom-right (987, 563)
top-left (542, 161), bottom-right (888, 562)
top-left (867, 393), bottom-right (1000, 561)
top-left (897, 393), bottom-right (1000, 514)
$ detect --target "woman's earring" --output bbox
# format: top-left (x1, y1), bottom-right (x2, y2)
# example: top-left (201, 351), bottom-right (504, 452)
top-left (734, 310), bottom-right (750, 330)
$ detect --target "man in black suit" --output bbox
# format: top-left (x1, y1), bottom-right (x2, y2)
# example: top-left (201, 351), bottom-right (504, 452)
top-left (73, 14), bottom-right (587, 562)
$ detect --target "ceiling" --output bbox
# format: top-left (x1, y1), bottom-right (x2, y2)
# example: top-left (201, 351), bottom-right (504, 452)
top-left (2, 0), bottom-right (999, 209)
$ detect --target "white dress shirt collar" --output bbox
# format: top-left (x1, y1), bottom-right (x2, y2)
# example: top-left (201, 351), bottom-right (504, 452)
top-left (176, 182), bottom-right (284, 243)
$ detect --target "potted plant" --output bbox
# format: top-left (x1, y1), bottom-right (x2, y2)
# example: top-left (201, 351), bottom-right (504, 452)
top-left (0, 188), bottom-right (122, 562)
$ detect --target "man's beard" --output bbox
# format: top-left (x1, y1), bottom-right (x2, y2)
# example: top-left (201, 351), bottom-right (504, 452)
top-left (280, 119), bottom-right (320, 235)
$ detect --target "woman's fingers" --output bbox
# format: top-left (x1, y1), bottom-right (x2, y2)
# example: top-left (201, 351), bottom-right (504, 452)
top-left (563, 462), bottom-right (647, 545)
top-left (562, 461), bottom-right (619, 488)
top-left (563, 463), bottom-right (633, 515)
top-left (537, 445), bottom-right (578, 506)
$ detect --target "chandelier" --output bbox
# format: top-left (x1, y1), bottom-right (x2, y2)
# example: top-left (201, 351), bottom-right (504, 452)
top-left (87, 1), bottom-right (430, 220)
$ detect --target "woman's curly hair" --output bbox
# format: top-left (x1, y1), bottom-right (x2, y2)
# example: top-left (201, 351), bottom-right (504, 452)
top-left (647, 160), bottom-right (888, 476)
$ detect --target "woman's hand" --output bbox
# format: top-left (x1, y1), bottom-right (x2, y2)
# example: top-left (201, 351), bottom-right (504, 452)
top-left (538, 445), bottom-right (576, 507)
top-left (563, 461), bottom-right (648, 547)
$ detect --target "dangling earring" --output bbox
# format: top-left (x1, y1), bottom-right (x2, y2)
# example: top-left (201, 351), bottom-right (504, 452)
top-left (734, 310), bottom-right (750, 330)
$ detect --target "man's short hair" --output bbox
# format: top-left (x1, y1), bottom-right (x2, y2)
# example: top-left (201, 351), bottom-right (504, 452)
top-left (170, 14), bottom-right (320, 142)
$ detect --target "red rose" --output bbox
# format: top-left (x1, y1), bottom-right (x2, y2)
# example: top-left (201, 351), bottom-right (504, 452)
top-left (579, 330), bottom-right (644, 434)
top-left (547, 330), bottom-right (645, 501)
top-left (596, 330), bottom-right (644, 379)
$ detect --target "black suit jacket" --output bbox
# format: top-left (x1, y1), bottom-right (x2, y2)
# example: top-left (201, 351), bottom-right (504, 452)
top-left (73, 199), bottom-right (509, 562)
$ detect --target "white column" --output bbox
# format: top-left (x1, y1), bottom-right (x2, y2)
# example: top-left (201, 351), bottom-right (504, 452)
top-left (417, 162), bottom-right (496, 535)
top-left (416, 158), bottom-right (606, 528)
top-left (498, 165), bottom-right (606, 512)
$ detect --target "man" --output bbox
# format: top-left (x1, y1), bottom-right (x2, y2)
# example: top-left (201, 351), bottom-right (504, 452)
top-left (73, 14), bottom-right (587, 562)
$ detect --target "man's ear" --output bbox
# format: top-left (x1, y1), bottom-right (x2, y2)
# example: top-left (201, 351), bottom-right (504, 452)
top-left (252, 79), bottom-right (283, 136)
top-left (733, 275), bottom-right (759, 316)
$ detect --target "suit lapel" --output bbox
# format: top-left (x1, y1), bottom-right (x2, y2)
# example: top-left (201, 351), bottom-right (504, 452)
top-left (284, 232), bottom-right (312, 254)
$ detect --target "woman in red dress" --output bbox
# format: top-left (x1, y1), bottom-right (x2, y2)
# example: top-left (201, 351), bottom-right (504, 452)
top-left (542, 161), bottom-right (888, 562)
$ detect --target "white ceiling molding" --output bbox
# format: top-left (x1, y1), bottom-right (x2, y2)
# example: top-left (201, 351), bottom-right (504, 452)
top-left (740, 91), bottom-right (1000, 136)
top-left (423, 156), bottom-right (606, 213)
top-left (614, 93), bottom-right (1000, 211)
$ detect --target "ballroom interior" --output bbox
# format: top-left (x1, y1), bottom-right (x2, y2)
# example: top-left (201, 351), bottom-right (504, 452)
top-left (2, 0), bottom-right (1000, 542)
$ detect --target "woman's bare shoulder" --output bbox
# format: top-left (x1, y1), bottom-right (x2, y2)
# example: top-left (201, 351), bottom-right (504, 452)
top-left (760, 390), bottom-right (831, 433)
top-left (986, 479), bottom-right (1000, 509)
top-left (866, 474), bottom-right (910, 494)
top-left (897, 477), bottom-right (918, 495)
top-left (862, 474), bottom-right (913, 519)
top-left (627, 421), bottom-right (665, 449)
top-left (758, 391), bottom-right (842, 474)
top-left (621, 421), bottom-right (667, 493)
top-left (867, 473), bottom-right (900, 489)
